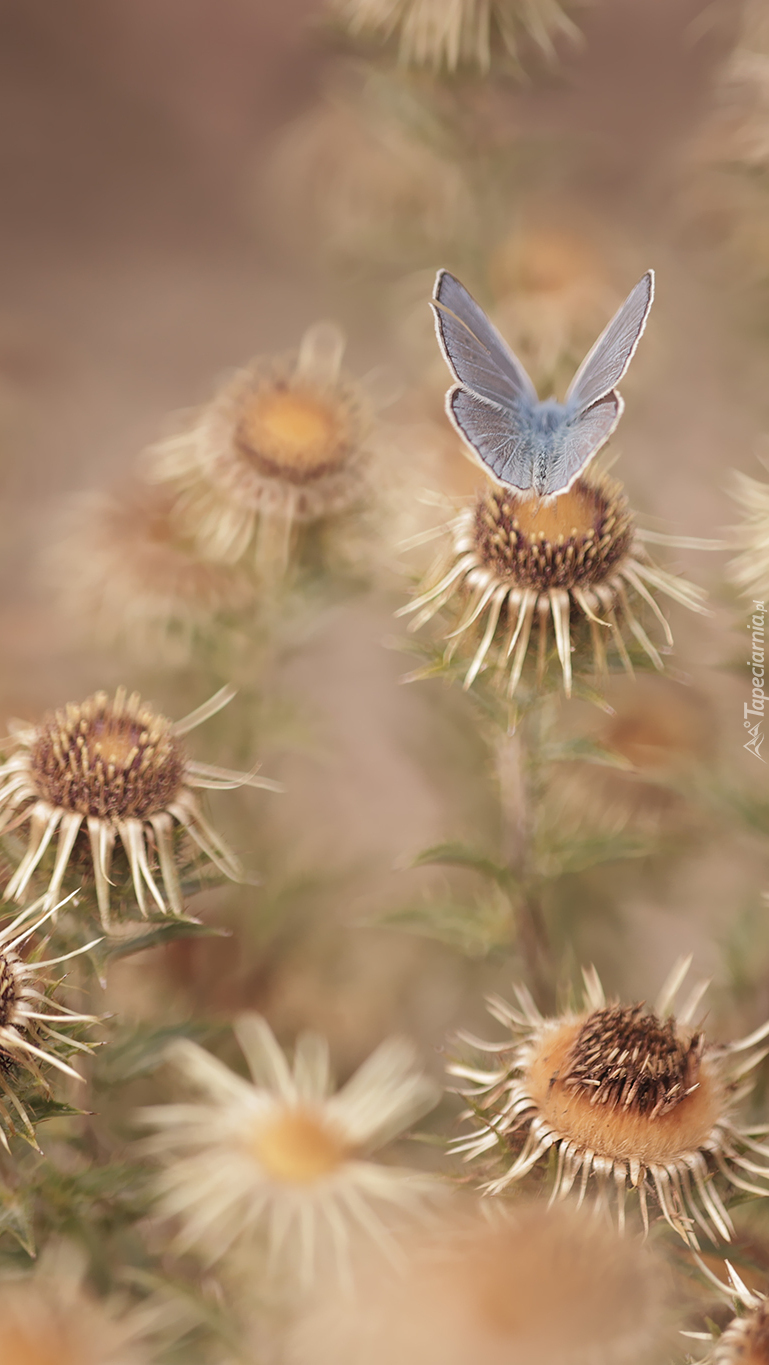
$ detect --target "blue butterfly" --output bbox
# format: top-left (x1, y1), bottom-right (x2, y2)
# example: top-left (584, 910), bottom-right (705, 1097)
top-left (431, 268), bottom-right (654, 499)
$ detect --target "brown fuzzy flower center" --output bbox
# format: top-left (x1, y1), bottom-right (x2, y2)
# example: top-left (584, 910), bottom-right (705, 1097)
top-left (30, 689), bottom-right (186, 822)
top-left (236, 383), bottom-right (352, 484)
top-left (250, 1107), bottom-right (349, 1184)
top-left (474, 478), bottom-right (634, 593)
top-left (525, 1005), bottom-right (723, 1163)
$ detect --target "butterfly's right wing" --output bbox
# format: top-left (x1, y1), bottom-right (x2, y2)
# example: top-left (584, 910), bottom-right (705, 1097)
top-left (448, 387), bottom-right (537, 492)
top-left (566, 270), bottom-right (654, 411)
top-left (431, 270), bottom-right (538, 411)
top-left (536, 392), bottom-right (622, 497)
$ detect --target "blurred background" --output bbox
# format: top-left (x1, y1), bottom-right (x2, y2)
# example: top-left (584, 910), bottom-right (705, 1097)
top-left (2, 0), bottom-right (769, 1070)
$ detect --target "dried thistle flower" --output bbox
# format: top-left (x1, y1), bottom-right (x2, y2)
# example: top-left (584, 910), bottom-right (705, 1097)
top-left (138, 1014), bottom-right (441, 1284)
top-left (288, 1200), bottom-right (665, 1365)
top-left (0, 895), bottom-right (98, 1144)
top-left (729, 470), bottom-right (769, 604)
top-left (47, 481), bottom-right (255, 665)
top-left (451, 960), bottom-right (769, 1245)
top-left (0, 686), bottom-right (279, 926)
top-left (146, 324), bottom-right (372, 577)
top-left (399, 472), bottom-right (707, 697)
top-left (330, 0), bottom-right (582, 73)
top-left (701, 1261), bottom-right (769, 1365)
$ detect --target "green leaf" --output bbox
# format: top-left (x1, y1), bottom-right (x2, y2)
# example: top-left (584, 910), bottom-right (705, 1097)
top-left (93, 1021), bottom-right (221, 1088)
top-left (379, 889), bottom-right (514, 956)
top-left (102, 919), bottom-right (229, 961)
top-left (408, 842), bottom-right (517, 890)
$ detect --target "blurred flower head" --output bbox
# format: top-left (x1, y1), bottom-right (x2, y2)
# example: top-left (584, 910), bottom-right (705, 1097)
top-left (288, 1199), bottom-right (665, 1365)
top-left (399, 472), bottom-right (707, 698)
top-left (729, 469), bottom-right (769, 604)
top-left (147, 324), bottom-right (374, 578)
top-left (139, 1013), bottom-right (441, 1285)
top-left (487, 222), bottom-right (622, 389)
top-left (0, 686), bottom-right (279, 926)
top-left (46, 480), bottom-right (255, 666)
top-left (451, 960), bottom-right (769, 1244)
top-left (551, 675), bottom-right (715, 838)
top-left (263, 79), bottom-right (472, 269)
top-left (0, 896), bottom-right (98, 1144)
top-left (0, 1242), bottom-right (150, 1365)
top-left (329, 0), bottom-right (582, 73)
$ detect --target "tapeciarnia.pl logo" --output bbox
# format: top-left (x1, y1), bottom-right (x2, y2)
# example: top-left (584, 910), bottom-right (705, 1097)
top-left (745, 599), bottom-right (766, 761)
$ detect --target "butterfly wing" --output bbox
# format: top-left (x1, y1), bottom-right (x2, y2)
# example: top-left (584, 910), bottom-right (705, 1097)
top-left (431, 270), bottom-right (538, 410)
top-left (448, 387), bottom-right (538, 491)
top-left (566, 270), bottom-right (654, 411)
top-left (534, 392), bottom-right (622, 497)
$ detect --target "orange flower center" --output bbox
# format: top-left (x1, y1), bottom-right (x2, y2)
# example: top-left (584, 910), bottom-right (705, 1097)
top-left (250, 1107), bottom-right (349, 1183)
top-left (525, 1013), bottom-right (723, 1164)
top-left (510, 484), bottom-right (602, 542)
top-left (238, 385), bottom-right (350, 482)
top-left (475, 477), bottom-right (633, 592)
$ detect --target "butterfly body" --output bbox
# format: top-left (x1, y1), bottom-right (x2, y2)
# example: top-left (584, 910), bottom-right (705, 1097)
top-left (431, 267), bottom-right (654, 500)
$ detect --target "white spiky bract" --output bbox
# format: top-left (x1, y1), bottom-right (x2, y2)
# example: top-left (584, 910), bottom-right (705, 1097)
top-left (729, 470), bottom-right (769, 604)
top-left (0, 686), bottom-right (281, 928)
top-left (138, 1014), bottom-right (442, 1286)
top-left (398, 477), bottom-right (708, 698)
top-left (450, 960), bottom-right (769, 1246)
top-left (0, 894), bottom-right (99, 1145)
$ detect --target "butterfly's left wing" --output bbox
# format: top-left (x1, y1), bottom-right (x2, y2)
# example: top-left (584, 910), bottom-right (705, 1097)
top-left (448, 387), bottom-right (537, 491)
top-left (535, 392), bottom-right (622, 497)
top-left (566, 271), bottom-right (654, 412)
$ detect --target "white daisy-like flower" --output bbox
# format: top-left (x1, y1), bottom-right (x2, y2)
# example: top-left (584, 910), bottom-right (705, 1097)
top-left (0, 686), bottom-right (280, 927)
top-left (138, 1014), bottom-right (442, 1285)
top-left (450, 959), bottom-right (769, 1246)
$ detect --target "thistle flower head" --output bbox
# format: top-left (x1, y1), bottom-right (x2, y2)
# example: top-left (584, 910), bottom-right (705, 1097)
top-left (47, 481), bottom-right (255, 664)
top-left (0, 895), bottom-right (98, 1145)
top-left (330, 0), bottom-right (582, 73)
top-left (138, 1013), bottom-right (441, 1284)
top-left (399, 472), bottom-right (707, 697)
top-left (288, 1200), bottom-right (665, 1365)
top-left (451, 960), bottom-right (769, 1245)
top-left (0, 686), bottom-right (280, 927)
top-left (146, 324), bottom-right (372, 576)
